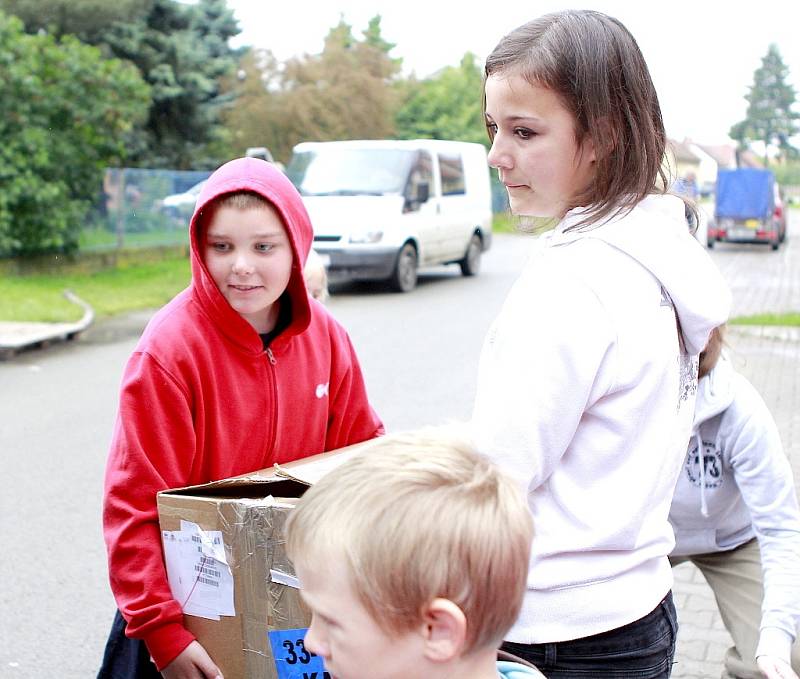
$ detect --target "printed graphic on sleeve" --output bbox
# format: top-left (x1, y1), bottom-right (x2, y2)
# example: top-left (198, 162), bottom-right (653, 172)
top-left (677, 353), bottom-right (698, 411)
top-left (685, 439), bottom-right (723, 488)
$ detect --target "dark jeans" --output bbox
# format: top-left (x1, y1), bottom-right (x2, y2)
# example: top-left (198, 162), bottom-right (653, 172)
top-left (97, 610), bottom-right (162, 679)
top-left (502, 592), bottom-right (678, 678)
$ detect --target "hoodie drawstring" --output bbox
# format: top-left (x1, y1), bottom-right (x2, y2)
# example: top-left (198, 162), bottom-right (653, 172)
top-left (696, 430), bottom-right (709, 517)
top-left (696, 356), bottom-right (720, 518)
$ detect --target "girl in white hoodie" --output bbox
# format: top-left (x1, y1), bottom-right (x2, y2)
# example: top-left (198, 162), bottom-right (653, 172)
top-left (473, 10), bottom-right (731, 678)
top-left (669, 327), bottom-right (800, 679)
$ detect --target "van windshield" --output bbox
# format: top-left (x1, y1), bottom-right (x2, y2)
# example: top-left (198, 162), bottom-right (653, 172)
top-left (287, 148), bottom-right (416, 196)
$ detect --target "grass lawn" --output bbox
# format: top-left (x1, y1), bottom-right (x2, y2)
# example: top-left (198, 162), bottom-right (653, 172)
top-left (0, 255), bottom-right (191, 323)
top-left (2, 229), bottom-right (799, 327)
top-left (729, 312), bottom-right (800, 327)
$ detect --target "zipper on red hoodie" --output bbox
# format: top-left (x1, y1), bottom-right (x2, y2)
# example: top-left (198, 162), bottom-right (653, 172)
top-left (264, 346), bottom-right (279, 456)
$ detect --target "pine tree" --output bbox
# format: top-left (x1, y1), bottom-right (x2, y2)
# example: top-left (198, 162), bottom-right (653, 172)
top-left (730, 44), bottom-right (799, 164)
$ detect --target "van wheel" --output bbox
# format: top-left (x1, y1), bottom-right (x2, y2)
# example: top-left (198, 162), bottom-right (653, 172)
top-left (460, 234), bottom-right (482, 276)
top-left (390, 243), bottom-right (418, 292)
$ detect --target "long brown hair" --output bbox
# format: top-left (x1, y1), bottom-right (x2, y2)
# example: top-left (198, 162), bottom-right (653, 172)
top-left (484, 10), bottom-right (670, 228)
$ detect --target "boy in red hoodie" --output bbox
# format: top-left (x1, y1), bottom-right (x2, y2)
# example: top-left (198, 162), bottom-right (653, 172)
top-left (98, 158), bottom-right (383, 679)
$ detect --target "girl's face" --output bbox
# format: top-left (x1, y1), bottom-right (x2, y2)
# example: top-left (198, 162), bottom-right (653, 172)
top-left (485, 73), bottom-right (596, 218)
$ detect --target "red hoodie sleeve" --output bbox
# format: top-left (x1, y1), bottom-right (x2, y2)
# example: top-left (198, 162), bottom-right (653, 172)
top-left (103, 351), bottom-right (197, 670)
top-left (325, 326), bottom-right (384, 450)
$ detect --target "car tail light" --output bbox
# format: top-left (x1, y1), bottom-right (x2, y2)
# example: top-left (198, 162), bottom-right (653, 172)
top-left (774, 205), bottom-right (783, 219)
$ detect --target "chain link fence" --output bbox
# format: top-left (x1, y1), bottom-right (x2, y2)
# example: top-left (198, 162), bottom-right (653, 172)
top-left (81, 168), bottom-right (212, 251)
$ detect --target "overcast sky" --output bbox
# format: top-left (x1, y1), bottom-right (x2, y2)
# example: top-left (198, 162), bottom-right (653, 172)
top-left (226, 0), bottom-right (800, 146)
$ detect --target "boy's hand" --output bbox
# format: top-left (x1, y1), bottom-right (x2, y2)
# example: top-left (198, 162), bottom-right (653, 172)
top-left (161, 641), bottom-right (224, 679)
top-left (757, 655), bottom-right (799, 679)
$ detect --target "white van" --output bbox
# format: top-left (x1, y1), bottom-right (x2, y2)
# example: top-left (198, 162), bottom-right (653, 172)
top-left (285, 139), bottom-right (493, 292)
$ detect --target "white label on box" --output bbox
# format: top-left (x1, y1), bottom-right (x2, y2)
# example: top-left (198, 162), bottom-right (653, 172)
top-left (269, 568), bottom-right (300, 589)
top-left (162, 521), bottom-right (235, 620)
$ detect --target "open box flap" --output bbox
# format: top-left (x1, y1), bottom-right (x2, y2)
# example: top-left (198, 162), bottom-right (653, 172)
top-left (158, 438), bottom-right (379, 498)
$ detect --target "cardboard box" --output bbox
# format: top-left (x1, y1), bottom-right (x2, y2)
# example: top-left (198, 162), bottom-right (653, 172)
top-left (157, 443), bottom-right (369, 678)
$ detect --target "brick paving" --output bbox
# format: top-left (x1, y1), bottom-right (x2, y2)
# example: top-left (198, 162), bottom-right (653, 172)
top-left (670, 215), bottom-right (800, 678)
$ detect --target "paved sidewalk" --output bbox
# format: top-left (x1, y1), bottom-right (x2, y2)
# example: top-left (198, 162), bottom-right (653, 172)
top-left (0, 290), bottom-right (93, 359)
top-left (670, 239), bottom-right (800, 677)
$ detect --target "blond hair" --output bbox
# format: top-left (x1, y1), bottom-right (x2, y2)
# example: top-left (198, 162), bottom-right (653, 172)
top-left (197, 190), bottom-right (272, 234)
top-left (285, 428), bottom-right (533, 654)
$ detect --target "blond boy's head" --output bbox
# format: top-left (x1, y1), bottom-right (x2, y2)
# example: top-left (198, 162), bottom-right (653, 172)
top-left (285, 429), bottom-right (533, 677)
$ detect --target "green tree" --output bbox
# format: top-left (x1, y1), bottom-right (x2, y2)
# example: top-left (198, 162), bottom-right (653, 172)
top-left (0, 11), bottom-right (150, 255)
top-left (220, 15), bottom-right (401, 163)
top-left (3, 0), bottom-right (242, 169)
top-left (395, 53), bottom-right (487, 145)
top-left (0, 0), bottom-right (147, 41)
top-left (102, 0), bottom-right (241, 169)
top-left (730, 44), bottom-right (799, 164)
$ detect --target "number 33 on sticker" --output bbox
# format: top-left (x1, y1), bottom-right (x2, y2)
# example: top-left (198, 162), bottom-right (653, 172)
top-left (268, 628), bottom-right (330, 679)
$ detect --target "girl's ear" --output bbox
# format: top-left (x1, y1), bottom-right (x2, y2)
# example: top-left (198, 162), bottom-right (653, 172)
top-left (589, 116), bottom-right (618, 161)
top-left (582, 133), bottom-right (597, 164)
top-left (419, 598), bottom-right (467, 663)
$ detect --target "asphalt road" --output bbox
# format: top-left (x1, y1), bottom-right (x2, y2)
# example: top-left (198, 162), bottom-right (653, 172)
top-left (2, 210), bottom-right (798, 678)
top-left (0, 233), bottom-right (529, 678)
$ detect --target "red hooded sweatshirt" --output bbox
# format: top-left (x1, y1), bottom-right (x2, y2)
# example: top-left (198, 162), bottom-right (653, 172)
top-left (102, 158), bottom-right (383, 669)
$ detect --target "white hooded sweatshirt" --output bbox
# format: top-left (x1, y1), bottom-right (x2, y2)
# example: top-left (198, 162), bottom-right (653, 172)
top-left (472, 194), bottom-right (731, 643)
top-left (669, 355), bottom-right (800, 663)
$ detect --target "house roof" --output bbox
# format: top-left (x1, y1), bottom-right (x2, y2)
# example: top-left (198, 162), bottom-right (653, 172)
top-left (668, 138), bottom-right (701, 163)
top-left (696, 144), bottom-right (737, 168)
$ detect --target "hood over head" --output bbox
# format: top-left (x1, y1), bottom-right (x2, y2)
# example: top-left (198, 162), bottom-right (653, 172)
top-left (553, 194), bottom-right (731, 355)
top-left (188, 157), bottom-right (313, 352)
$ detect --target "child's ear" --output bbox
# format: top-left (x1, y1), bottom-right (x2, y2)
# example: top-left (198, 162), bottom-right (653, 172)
top-left (419, 598), bottom-right (467, 663)
top-left (588, 116), bottom-right (619, 162)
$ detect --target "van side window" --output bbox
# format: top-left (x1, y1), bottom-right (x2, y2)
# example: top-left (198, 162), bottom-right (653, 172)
top-left (405, 151), bottom-right (433, 205)
top-left (439, 154), bottom-right (466, 196)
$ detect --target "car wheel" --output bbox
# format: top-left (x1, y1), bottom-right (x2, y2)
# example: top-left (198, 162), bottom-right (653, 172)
top-left (459, 234), bottom-right (482, 276)
top-left (390, 243), bottom-right (418, 292)
top-left (771, 239), bottom-right (779, 251)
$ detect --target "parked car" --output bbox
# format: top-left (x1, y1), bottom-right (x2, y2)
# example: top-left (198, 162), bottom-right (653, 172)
top-left (157, 179), bottom-right (207, 220)
top-left (285, 139), bottom-right (493, 292)
top-left (708, 168), bottom-right (787, 250)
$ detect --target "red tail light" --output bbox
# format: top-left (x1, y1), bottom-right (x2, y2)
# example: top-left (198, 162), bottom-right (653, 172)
top-left (774, 205), bottom-right (783, 219)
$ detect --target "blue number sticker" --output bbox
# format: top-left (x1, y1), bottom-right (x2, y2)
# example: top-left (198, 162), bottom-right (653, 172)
top-left (268, 628), bottom-right (328, 679)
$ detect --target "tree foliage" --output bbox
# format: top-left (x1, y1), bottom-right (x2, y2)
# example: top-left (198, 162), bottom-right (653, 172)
top-left (0, 0), bottom-right (147, 41)
top-left (218, 48), bottom-right (285, 160)
top-left (395, 53), bottom-right (487, 145)
top-left (3, 0), bottom-right (242, 169)
top-left (101, 0), bottom-right (241, 169)
top-left (0, 11), bottom-right (150, 255)
top-left (221, 15), bottom-right (402, 163)
top-left (730, 44), bottom-right (799, 164)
